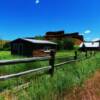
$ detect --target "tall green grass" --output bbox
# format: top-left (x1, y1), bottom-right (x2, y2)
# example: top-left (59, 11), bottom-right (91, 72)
top-left (13, 54), bottom-right (100, 100)
top-left (0, 51), bottom-right (100, 100)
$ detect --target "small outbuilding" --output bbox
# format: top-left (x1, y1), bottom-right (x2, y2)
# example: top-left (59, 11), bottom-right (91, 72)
top-left (79, 41), bottom-right (100, 51)
top-left (11, 38), bottom-right (57, 57)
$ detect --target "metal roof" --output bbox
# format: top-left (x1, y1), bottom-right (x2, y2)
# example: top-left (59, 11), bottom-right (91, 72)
top-left (80, 42), bottom-right (100, 48)
top-left (23, 39), bottom-right (57, 45)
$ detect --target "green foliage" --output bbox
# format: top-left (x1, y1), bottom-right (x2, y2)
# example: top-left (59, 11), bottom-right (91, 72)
top-left (56, 39), bottom-right (64, 50)
top-left (53, 39), bottom-right (74, 50)
top-left (63, 39), bottom-right (74, 50)
top-left (3, 42), bottom-right (11, 51)
top-left (0, 40), bottom-right (9, 51)
top-left (34, 36), bottom-right (45, 40)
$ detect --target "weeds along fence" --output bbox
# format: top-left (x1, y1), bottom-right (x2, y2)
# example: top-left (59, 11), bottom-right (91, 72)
top-left (0, 50), bottom-right (96, 92)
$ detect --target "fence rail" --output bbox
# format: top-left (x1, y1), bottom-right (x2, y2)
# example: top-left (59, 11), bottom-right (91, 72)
top-left (0, 56), bottom-right (50, 66)
top-left (0, 66), bottom-right (51, 80)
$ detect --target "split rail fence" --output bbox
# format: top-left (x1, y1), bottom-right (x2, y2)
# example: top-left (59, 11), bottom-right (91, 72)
top-left (0, 50), bottom-right (96, 92)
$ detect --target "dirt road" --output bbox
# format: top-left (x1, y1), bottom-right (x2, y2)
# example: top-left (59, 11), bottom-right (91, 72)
top-left (62, 71), bottom-right (100, 100)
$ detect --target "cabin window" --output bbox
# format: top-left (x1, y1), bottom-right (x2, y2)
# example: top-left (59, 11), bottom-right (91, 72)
top-left (44, 46), bottom-right (50, 50)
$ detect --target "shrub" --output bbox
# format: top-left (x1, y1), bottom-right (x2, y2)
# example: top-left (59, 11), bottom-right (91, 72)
top-left (3, 42), bottom-right (11, 51)
top-left (53, 39), bottom-right (74, 50)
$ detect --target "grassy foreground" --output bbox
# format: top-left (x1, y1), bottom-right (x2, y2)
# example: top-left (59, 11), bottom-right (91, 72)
top-left (0, 51), bottom-right (49, 91)
top-left (0, 51), bottom-right (100, 100)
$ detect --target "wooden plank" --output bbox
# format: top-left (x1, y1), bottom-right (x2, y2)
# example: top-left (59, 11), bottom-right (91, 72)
top-left (55, 58), bottom-right (84, 68)
top-left (0, 66), bottom-right (51, 80)
top-left (55, 59), bottom-right (76, 67)
top-left (0, 56), bottom-right (50, 66)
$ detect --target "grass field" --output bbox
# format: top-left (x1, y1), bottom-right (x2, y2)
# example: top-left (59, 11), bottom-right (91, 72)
top-left (56, 50), bottom-right (74, 57)
top-left (0, 51), bottom-right (100, 100)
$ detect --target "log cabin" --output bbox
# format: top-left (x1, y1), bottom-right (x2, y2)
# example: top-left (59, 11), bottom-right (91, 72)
top-left (11, 38), bottom-right (57, 57)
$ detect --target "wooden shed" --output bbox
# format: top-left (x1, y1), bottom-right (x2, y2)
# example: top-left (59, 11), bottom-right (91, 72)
top-left (11, 38), bottom-right (57, 57)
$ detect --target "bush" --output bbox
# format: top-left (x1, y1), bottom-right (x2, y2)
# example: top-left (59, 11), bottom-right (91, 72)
top-left (53, 39), bottom-right (74, 50)
top-left (63, 39), bottom-right (74, 50)
top-left (3, 42), bottom-right (11, 51)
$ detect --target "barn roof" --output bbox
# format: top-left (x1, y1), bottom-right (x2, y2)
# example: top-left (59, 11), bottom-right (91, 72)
top-left (23, 39), bottom-right (57, 45)
top-left (80, 42), bottom-right (100, 48)
top-left (11, 38), bottom-right (57, 45)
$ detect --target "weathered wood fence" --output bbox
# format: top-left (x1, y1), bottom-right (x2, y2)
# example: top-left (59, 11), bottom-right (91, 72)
top-left (0, 50), bottom-right (96, 81)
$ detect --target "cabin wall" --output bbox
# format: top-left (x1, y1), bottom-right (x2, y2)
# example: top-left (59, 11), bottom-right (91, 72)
top-left (11, 39), bottom-right (57, 57)
top-left (11, 40), bottom-right (34, 56)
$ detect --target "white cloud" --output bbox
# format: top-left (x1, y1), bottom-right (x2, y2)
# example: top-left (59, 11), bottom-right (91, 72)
top-left (84, 30), bottom-right (91, 34)
top-left (35, 0), bottom-right (40, 4)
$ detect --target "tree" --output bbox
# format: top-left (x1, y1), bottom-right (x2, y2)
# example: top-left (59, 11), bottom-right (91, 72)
top-left (3, 42), bottom-right (11, 51)
top-left (52, 38), bottom-right (74, 50)
top-left (52, 39), bottom-right (64, 50)
top-left (63, 39), bottom-right (74, 50)
top-left (34, 36), bottom-right (44, 40)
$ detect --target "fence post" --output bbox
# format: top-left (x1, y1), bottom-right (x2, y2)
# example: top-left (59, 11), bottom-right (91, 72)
top-left (85, 50), bottom-right (88, 58)
top-left (94, 51), bottom-right (95, 56)
top-left (49, 50), bottom-right (55, 76)
top-left (74, 51), bottom-right (77, 60)
top-left (90, 51), bottom-right (92, 56)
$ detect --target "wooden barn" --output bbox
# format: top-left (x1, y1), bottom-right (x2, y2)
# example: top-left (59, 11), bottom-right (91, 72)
top-left (11, 38), bottom-right (57, 57)
top-left (45, 31), bottom-right (84, 45)
top-left (79, 41), bottom-right (100, 51)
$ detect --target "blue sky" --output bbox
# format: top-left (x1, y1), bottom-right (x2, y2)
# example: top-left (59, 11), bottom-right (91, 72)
top-left (0, 0), bottom-right (100, 40)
